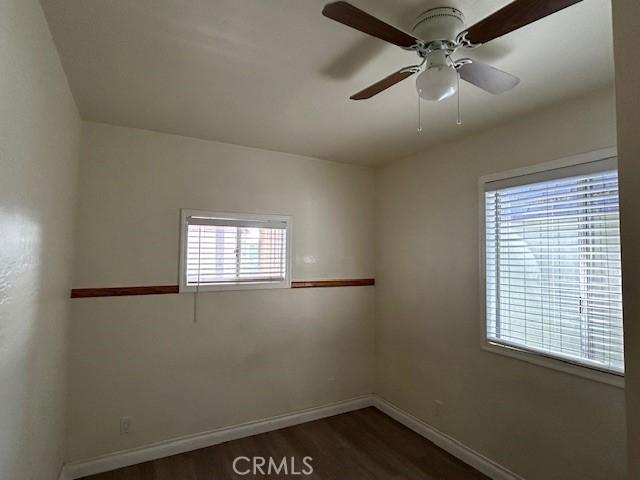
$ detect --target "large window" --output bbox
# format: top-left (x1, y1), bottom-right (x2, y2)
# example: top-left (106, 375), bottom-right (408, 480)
top-left (482, 155), bottom-right (623, 376)
top-left (180, 210), bottom-right (291, 292)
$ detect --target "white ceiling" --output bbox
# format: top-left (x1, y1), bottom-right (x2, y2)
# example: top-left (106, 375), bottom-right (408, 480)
top-left (41, 0), bottom-right (614, 166)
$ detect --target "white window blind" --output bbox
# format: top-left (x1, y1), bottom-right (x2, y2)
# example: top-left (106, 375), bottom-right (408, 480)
top-left (181, 211), bottom-right (290, 291)
top-left (484, 159), bottom-right (624, 375)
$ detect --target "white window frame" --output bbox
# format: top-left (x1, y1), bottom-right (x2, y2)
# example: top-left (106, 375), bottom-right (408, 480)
top-left (478, 147), bottom-right (624, 388)
top-left (179, 209), bottom-right (292, 293)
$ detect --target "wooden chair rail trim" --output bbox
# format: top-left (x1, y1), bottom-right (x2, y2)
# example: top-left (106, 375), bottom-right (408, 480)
top-left (70, 279), bottom-right (375, 298)
top-left (291, 279), bottom-right (375, 288)
top-left (70, 285), bottom-right (179, 298)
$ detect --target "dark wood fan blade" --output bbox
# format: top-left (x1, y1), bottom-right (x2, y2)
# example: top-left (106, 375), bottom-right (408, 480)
top-left (458, 60), bottom-right (520, 94)
top-left (350, 67), bottom-right (417, 100)
top-left (465, 0), bottom-right (583, 44)
top-left (323, 2), bottom-right (420, 49)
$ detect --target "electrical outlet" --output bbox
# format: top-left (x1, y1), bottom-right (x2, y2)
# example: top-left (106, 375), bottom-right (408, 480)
top-left (120, 416), bottom-right (133, 434)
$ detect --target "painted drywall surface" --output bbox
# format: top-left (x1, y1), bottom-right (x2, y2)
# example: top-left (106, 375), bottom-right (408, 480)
top-left (375, 88), bottom-right (625, 480)
top-left (612, 1), bottom-right (640, 477)
top-left (73, 123), bottom-right (374, 287)
top-left (0, 0), bottom-right (81, 478)
top-left (67, 122), bottom-right (375, 460)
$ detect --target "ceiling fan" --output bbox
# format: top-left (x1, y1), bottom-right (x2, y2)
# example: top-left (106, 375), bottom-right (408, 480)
top-left (322, 0), bottom-right (583, 102)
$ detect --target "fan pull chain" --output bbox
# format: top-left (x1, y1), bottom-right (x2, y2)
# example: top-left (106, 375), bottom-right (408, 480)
top-left (417, 90), bottom-right (423, 133)
top-left (456, 72), bottom-right (462, 126)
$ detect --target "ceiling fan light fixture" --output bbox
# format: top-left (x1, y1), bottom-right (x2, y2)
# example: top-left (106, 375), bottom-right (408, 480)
top-left (416, 65), bottom-right (458, 102)
top-left (322, 0), bottom-right (578, 102)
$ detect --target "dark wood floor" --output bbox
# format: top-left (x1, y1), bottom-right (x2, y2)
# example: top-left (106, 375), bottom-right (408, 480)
top-left (82, 407), bottom-right (488, 479)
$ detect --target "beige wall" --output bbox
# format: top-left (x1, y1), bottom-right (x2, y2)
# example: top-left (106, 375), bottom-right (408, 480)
top-left (0, 0), bottom-right (81, 478)
top-left (613, 1), bottom-right (640, 477)
top-left (375, 88), bottom-right (625, 480)
top-left (0, 3), bottom-right (631, 476)
top-left (67, 122), bottom-right (375, 461)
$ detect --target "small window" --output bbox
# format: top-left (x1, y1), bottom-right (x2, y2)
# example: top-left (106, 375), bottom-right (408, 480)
top-left (179, 210), bottom-right (291, 292)
top-left (482, 156), bottom-right (624, 376)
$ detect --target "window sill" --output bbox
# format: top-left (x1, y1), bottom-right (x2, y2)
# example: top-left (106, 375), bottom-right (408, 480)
top-left (180, 281), bottom-right (290, 293)
top-left (482, 341), bottom-right (625, 389)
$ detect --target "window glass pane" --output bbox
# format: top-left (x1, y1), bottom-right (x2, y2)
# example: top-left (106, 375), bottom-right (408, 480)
top-left (485, 168), bottom-right (624, 374)
top-left (185, 218), bottom-right (287, 287)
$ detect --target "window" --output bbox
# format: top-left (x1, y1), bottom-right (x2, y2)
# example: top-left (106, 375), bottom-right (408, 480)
top-left (482, 155), bottom-right (624, 376)
top-left (180, 210), bottom-right (291, 292)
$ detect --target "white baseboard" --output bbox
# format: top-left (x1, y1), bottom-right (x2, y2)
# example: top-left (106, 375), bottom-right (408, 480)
top-left (60, 394), bottom-right (523, 480)
top-left (61, 395), bottom-right (373, 479)
top-left (57, 464), bottom-right (71, 480)
top-left (372, 395), bottom-right (525, 480)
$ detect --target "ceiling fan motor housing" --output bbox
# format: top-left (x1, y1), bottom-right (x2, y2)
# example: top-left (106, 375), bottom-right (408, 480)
top-left (412, 7), bottom-right (465, 44)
